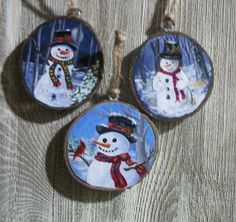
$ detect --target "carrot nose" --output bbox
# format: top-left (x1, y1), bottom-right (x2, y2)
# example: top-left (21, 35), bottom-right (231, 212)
top-left (60, 50), bottom-right (69, 55)
top-left (165, 63), bottom-right (172, 67)
top-left (93, 140), bottom-right (111, 148)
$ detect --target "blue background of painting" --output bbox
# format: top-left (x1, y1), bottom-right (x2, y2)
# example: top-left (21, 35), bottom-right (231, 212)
top-left (22, 18), bottom-right (103, 92)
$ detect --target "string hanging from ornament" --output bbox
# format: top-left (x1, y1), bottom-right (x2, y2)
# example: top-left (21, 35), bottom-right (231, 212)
top-left (65, 0), bottom-right (82, 16)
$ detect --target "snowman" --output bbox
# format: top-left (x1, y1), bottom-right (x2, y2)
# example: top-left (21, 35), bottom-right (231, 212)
top-left (82, 115), bottom-right (147, 189)
top-left (34, 30), bottom-right (77, 108)
top-left (153, 41), bottom-right (192, 117)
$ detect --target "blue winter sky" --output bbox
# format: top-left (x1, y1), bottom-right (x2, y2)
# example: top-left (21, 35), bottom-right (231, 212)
top-left (67, 102), bottom-right (156, 159)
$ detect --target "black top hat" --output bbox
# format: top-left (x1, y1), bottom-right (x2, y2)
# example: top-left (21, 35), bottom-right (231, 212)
top-left (96, 115), bottom-right (137, 143)
top-left (160, 41), bottom-right (182, 60)
top-left (51, 30), bottom-right (77, 50)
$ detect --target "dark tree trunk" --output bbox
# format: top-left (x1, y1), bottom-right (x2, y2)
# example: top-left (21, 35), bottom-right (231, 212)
top-left (150, 38), bottom-right (160, 72)
top-left (33, 27), bottom-right (42, 88)
top-left (44, 19), bottom-right (57, 71)
top-left (190, 42), bottom-right (209, 80)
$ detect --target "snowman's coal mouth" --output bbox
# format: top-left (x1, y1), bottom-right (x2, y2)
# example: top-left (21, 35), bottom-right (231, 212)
top-left (98, 146), bottom-right (118, 153)
top-left (56, 55), bottom-right (70, 60)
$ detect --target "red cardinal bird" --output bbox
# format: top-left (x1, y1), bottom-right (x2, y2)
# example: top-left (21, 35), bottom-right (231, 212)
top-left (73, 140), bottom-right (86, 160)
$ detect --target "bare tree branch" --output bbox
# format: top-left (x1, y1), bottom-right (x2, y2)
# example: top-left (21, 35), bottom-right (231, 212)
top-left (144, 125), bottom-right (150, 138)
top-left (68, 153), bottom-right (90, 166)
top-left (123, 110), bottom-right (139, 121)
top-left (123, 151), bottom-right (155, 171)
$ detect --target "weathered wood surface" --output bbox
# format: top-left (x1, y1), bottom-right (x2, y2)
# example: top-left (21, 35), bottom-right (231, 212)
top-left (0, 0), bottom-right (235, 221)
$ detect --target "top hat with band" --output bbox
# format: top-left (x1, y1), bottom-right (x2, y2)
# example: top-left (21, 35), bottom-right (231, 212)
top-left (160, 41), bottom-right (182, 60)
top-left (96, 115), bottom-right (137, 143)
top-left (51, 30), bottom-right (77, 50)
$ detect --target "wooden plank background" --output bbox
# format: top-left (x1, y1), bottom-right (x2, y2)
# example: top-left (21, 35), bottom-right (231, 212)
top-left (0, 0), bottom-right (235, 221)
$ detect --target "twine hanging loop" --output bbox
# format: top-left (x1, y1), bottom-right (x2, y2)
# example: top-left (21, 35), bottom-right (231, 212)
top-left (160, 0), bottom-right (179, 32)
top-left (108, 30), bottom-right (127, 101)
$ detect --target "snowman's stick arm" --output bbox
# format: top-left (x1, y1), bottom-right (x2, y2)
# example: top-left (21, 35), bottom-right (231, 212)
top-left (72, 67), bottom-right (89, 72)
top-left (123, 152), bottom-right (155, 171)
top-left (32, 39), bottom-right (50, 65)
top-left (68, 153), bottom-right (90, 166)
top-left (79, 155), bottom-right (90, 166)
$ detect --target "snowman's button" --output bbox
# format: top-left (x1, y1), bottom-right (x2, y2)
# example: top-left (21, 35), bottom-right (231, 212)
top-left (51, 94), bottom-right (56, 100)
top-left (22, 17), bottom-right (103, 110)
top-left (65, 101), bottom-right (158, 190)
top-left (166, 95), bottom-right (170, 100)
top-left (166, 87), bottom-right (170, 91)
top-left (131, 32), bottom-right (214, 120)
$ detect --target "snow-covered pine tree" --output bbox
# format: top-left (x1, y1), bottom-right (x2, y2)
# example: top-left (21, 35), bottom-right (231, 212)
top-left (67, 136), bottom-right (80, 153)
top-left (70, 61), bottom-right (99, 103)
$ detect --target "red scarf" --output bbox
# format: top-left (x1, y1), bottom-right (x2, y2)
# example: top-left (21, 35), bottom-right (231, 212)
top-left (95, 152), bottom-right (146, 189)
top-left (159, 68), bottom-right (186, 102)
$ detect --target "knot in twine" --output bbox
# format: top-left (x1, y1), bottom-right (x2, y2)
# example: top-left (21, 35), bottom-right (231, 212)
top-left (108, 29), bottom-right (127, 101)
top-left (65, 0), bottom-right (82, 16)
top-left (160, 0), bottom-right (179, 32)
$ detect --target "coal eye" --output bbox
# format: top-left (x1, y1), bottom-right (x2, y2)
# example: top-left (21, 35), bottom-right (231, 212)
top-left (103, 138), bottom-right (107, 143)
top-left (66, 48), bottom-right (68, 51)
top-left (58, 48), bottom-right (60, 51)
top-left (112, 138), bottom-right (117, 143)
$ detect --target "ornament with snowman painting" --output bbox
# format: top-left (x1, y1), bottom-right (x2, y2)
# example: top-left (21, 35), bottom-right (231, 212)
top-left (131, 33), bottom-right (213, 120)
top-left (22, 17), bottom-right (103, 109)
top-left (65, 102), bottom-right (158, 190)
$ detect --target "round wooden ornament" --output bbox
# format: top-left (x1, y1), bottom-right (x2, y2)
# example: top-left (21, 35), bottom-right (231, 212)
top-left (21, 16), bottom-right (103, 109)
top-left (64, 30), bottom-right (159, 191)
top-left (130, 2), bottom-right (213, 120)
top-left (65, 101), bottom-right (158, 191)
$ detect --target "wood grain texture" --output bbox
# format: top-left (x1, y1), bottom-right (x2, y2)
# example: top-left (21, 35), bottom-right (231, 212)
top-left (0, 0), bottom-right (235, 221)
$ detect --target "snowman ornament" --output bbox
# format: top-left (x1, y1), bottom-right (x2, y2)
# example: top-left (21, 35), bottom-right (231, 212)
top-left (152, 41), bottom-right (192, 117)
top-left (34, 30), bottom-right (77, 108)
top-left (74, 115), bottom-right (147, 190)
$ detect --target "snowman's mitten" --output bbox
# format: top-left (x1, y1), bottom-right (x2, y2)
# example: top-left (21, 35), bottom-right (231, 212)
top-left (176, 80), bottom-right (188, 90)
top-left (67, 85), bottom-right (75, 91)
top-left (53, 80), bottom-right (61, 87)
